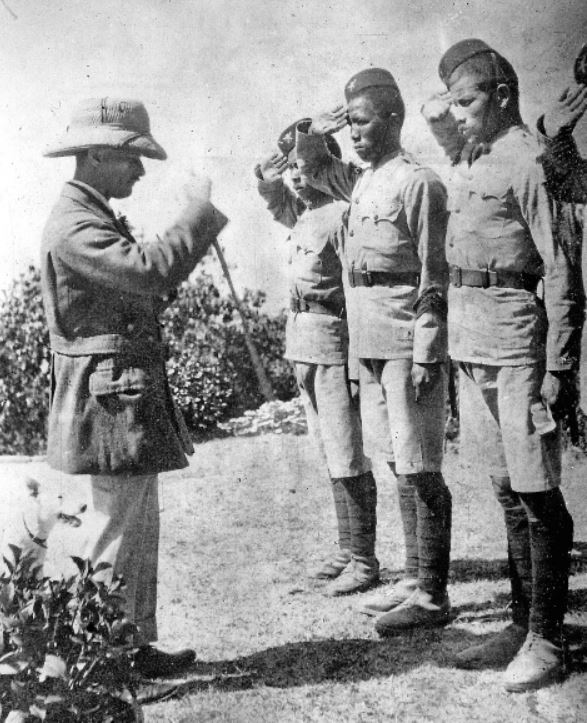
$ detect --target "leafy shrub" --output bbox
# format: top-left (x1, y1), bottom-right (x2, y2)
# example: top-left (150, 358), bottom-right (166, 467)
top-left (0, 267), bottom-right (50, 456)
top-left (0, 549), bottom-right (141, 721)
top-left (161, 267), bottom-right (296, 438)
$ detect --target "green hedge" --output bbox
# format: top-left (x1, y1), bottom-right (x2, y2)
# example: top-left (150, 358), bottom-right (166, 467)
top-left (0, 265), bottom-right (295, 455)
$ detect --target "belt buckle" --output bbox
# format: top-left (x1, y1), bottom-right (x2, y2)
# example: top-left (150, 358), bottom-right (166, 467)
top-left (361, 269), bottom-right (373, 287)
top-left (451, 266), bottom-right (462, 288)
top-left (481, 268), bottom-right (497, 288)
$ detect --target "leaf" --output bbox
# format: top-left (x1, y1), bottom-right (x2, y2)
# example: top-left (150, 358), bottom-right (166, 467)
top-left (38, 654), bottom-right (68, 681)
top-left (70, 556), bottom-right (86, 574)
top-left (92, 561), bottom-right (113, 575)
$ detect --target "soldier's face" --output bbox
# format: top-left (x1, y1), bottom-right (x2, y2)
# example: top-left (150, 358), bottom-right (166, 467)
top-left (98, 149), bottom-right (145, 199)
top-left (448, 74), bottom-right (497, 144)
top-left (289, 161), bottom-right (323, 205)
top-left (347, 96), bottom-right (390, 163)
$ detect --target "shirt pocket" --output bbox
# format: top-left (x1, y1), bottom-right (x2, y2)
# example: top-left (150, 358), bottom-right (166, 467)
top-left (466, 178), bottom-right (512, 238)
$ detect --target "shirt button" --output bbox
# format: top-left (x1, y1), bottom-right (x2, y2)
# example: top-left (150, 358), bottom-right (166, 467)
top-left (349, 230), bottom-right (354, 236)
top-left (373, 214), bottom-right (379, 221)
top-left (127, 323), bottom-right (135, 333)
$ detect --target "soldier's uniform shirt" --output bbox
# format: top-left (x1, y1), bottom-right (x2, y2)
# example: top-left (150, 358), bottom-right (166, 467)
top-left (426, 119), bottom-right (581, 491)
top-left (296, 130), bottom-right (449, 473)
top-left (446, 125), bottom-right (577, 370)
top-left (257, 175), bottom-right (369, 478)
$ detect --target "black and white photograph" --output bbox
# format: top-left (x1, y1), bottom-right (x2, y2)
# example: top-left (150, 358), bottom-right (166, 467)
top-left (0, 1), bottom-right (586, 720)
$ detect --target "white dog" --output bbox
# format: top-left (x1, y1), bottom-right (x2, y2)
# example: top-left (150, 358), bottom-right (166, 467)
top-left (1, 477), bottom-right (86, 577)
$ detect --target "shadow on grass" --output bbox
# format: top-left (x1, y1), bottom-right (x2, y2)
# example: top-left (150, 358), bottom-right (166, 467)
top-left (151, 617), bottom-right (587, 701)
top-left (448, 558), bottom-right (509, 583)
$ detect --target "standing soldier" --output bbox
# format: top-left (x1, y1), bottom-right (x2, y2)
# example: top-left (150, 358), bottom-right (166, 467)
top-left (41, 97), bottom-right (227, 678)
top-left (423, 39), bottom-right (580, 691)
top-left (296, 69), bottom-right (452, 634)
top-left (255, 121), bottom-right (378, 596)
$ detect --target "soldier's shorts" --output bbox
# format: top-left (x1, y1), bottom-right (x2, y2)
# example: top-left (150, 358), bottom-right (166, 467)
top-left (295, 362), bottom-right (371, 478)
top-left (460, 361), bottom-right (561, 492)
top-left (359, 358), bottom-right (445, 474)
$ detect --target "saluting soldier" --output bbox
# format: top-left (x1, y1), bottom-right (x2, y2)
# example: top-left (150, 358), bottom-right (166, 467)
top-left (423, 39), bottom-right (580, 691)
top-left (255, 121), bottom-right (378, 596)
top-left (296, 68), bottom-right (453, 634)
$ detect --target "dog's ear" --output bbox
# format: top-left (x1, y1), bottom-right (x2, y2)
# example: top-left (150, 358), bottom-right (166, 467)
top-left (25, 477), bottom-right (40, 497)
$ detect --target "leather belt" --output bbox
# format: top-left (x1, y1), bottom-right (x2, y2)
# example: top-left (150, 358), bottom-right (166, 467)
top-left (449, 265), bottom-right (540, 292)
top-left (290, 297), bottom-right (346, 319)
top-left (348, 269), bottom-right (420, 288)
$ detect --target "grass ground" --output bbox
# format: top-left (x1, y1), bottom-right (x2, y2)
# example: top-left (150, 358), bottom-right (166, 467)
top-left (2, 422), bottom-right (587, 722)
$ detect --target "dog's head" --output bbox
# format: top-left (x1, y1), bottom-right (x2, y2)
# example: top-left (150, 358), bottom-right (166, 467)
top-left (24, 478), bottom-right (87, 537)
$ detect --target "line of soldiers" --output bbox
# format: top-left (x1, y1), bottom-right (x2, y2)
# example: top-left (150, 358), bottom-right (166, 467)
top-left (256, 38), bottom-right (587, 693)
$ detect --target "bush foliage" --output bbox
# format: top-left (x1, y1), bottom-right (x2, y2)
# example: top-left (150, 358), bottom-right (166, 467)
top-left (0, 264), bottom-right (295, 455)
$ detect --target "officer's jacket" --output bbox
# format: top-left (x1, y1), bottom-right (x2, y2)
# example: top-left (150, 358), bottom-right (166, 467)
top-left (41, 181), bottom-right (227, 475)
top-left (296, 130), bottom-right (449, 364)
top-left (429, 121), bottom-right (579, 368)
top-left (257, 175), bottom-right (349, 365)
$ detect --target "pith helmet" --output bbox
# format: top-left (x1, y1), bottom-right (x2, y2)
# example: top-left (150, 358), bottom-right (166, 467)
top-left (44, 97), bottom-right (167, 160)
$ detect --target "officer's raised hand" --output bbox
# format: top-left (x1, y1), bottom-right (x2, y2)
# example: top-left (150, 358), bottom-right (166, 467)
top-left (258, 151), bottom-right (288, 182)
top-left (310, 104), bottom-right (349, 135)
top-left (183, 171), bottom-right (213, 204)
top-left (411, 362), bottom-right (441, 402)
top-left (543, 85), bottom-right (587, 138)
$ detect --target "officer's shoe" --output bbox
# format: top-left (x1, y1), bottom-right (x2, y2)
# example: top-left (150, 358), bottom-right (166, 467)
top-left (324, 556), bottom-right (379, 596)
top-left (454, 623), bottom-right (527, 670)
top-left (134, 646), bottom-right (196, 678)
top-left (308, 549), bottom-right (352, 580)
top-left (503, 632), bottom-right (565, 692)
top-left (375, 588), bottom-right (450, 636)
top-left (357, 577), bottom-right (419, 616)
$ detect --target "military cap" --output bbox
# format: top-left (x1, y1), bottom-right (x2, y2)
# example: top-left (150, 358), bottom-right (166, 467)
top-left (278, 119), bottom-right (341, 160)
top-left (439, 39), bottom-right (516, 87)
top-left (44, 97), bottom-right (166, 160)
top-left (344, 67), bottom-right (400, 101)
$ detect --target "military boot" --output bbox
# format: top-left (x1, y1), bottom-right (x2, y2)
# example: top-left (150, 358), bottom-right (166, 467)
top-left (309, 478), bottom-right (352, 580)
top-left (325, 472), bottom-right (379, 596)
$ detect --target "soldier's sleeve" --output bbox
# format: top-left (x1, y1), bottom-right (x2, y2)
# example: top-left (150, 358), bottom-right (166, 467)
top-left (56, 199), bottom-right (228, 296)
top-left (255, 166), bottom-right (302, 229)
top-left (295, 122), bottom-right (361, 202)
top-left (538, 119), bottom-right (587, 202)
top-left (514, 156), bottom-right (582, 371)
top-left (402, 169), bottom-right (449, 364)
top-left (422, 109), bottom-right (466, 164)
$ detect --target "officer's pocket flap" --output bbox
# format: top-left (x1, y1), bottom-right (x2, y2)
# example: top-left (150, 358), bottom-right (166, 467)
top-left (89, 366), bottom-right (149, 397)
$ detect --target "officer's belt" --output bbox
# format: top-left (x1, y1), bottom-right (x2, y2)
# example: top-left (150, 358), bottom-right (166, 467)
top-left (50, 333), bottom-right (164, 357)
top-left (290, 297), bottom-right (346, 319)
top-left (348, 269), bottom-right (420, 288)
top-left (449, 265), bottom-right (540, 292)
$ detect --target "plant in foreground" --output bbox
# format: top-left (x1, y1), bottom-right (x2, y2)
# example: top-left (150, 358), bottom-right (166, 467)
top-left (0, 547), bottom-right (142, 721)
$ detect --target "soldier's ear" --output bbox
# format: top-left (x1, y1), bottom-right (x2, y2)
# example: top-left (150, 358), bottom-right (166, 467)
top-left (495, 83), bottom-right (511, 110)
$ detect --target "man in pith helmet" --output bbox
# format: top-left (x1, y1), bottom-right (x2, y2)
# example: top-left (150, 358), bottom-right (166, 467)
top-left (296, 68), bottom-right (453, 634)
top-left (255, 120), bottom-right (378, 596)
top-left (42, 97), bottom-right (227, 678)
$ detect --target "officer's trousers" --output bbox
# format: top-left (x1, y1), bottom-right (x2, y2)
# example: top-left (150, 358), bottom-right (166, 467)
top-left (87, 474), bottom-right (159, 645)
